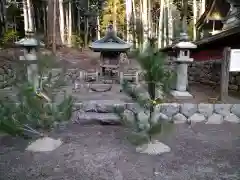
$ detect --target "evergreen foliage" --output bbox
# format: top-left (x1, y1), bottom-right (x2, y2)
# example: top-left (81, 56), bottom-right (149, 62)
top-left (0, 54), bottom-right (73, 137)
top-left (116, 38), bottom-right (174, 145)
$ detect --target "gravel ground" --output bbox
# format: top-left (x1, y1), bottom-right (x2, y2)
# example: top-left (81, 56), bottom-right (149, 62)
top-left (0, 123), bottom-right (240, 180)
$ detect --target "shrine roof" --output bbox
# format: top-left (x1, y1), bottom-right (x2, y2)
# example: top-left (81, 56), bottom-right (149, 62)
top-left (196, 0), bottom-right (229, 29)
top-left (160, 26), bottom-right (240, 52)
top-left (195, 26), bottom-right (240, 47)
top-left (89, 25), bottom-right (132, 52)
top-left (89, 42), bottom-right (132, 52)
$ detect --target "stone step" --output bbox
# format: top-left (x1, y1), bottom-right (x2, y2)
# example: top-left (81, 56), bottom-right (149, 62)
top-left (73, 112), bottom-right (121, 125)
top-left (73, 100), bottom-right (136, 113)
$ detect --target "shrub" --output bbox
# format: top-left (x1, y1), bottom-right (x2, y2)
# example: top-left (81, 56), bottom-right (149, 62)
top-left (71, 34), bottom-right (83, 48)
top-left (116, 38), bottom-right (174, 145)
top-left (1, 30), bottom-right (19, 46)
top-left (0, 53), bottom-right (73, 137)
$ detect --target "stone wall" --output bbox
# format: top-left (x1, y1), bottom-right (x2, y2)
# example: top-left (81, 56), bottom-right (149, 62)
top-left (157, 103), bottom-right (240, 124)
top-left (188, 60), bottom-right (240, 91)
top-left (74, 101), bottom-right (240, 124)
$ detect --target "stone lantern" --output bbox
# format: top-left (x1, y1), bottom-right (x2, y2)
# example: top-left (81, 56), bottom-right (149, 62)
top-left (15, 32), bottom-right (45, 91)
top-left (170, 33), bottom-right (197, 99)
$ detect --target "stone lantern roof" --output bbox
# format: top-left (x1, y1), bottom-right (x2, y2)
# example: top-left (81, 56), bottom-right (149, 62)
top-left (15, 38), bottom-right (45, 47)
top-left (173, 41), bottom-right (197, 49)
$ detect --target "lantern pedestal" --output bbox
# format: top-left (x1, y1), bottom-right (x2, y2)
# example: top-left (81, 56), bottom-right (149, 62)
top-left (170, 61), bottom-right (193, 99)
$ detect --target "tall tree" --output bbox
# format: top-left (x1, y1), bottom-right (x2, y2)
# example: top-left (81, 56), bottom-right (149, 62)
top-left (47, 0), bottom-right (63, 49)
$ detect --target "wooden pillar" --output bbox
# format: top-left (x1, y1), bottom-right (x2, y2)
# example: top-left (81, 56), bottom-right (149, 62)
top-left (220, 47), bottom-right (231, 102)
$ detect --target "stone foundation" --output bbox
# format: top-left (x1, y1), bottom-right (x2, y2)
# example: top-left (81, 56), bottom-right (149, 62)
top-left (74, 101), bottom-right (240, 124)
top-left (188, 60), bottom-right (240, 91)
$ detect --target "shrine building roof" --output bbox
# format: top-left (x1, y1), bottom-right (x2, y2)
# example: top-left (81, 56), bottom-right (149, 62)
top-left (89, 25), bottom-right (132, 52)
top-left (196, 0), bottom-right (229, 29)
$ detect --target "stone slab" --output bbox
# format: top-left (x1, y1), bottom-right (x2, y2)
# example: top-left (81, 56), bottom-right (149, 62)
top-left (170, 90), bottom-right (193, 99)
top-left (74, 112), bottom-right (121, 125)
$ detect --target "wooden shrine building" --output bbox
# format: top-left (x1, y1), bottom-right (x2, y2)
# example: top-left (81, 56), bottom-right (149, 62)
top-left (161, 0), bottom-right (240, 102)
top-left (192, 0), bottom-right (240, 61)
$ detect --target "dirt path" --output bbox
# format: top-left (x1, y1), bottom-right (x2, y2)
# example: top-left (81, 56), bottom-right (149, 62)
top-left (0, 123), bottom-right (239, 180)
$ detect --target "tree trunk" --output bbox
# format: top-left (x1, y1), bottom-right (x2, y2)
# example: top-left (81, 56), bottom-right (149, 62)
top-left (96, 15), bottom-right (100, 40)
top-left (126, 0), bottom-right (132, 42)
top-left (52, 0), bottom-right (56, 53)
top-left (23, 0), bottom-right (29, 33)
top-left (167, 0), bottom-right (173, 45)
top-left (193, 0), bottom-right (197, 40)
top-left (113, 0), bottom-right (117, 31)
top-left (59, 0), bottom-right (65, 44)
top-left (77, 9), bottom-right (81, 34)
top-left (163, 3), bottom-right (167, 47)
top-left (67, 1), bottom-right (72, 47)
top-left (0, 0), bottom-right (7, 36)
top-left (132, 0), bottom-right (137, 48)
top-left (201, 0), bottom-right (205, 15)
top-left (26, 0), bottom-right (33, 31)
top-left (42, 4), bottom-right (47, 38)
top-left (47, 0), bottom-right (62, 48)
top-left (182, 0), bottom-right (188, 33)
top-left (147, 0), bottom-right (152, 37)
top-left (142, 0), bottom-right (148, 49)
top-left (158, 0), bottom-right (164, 48)
top-left (84, 0), bottom-right (89, 47)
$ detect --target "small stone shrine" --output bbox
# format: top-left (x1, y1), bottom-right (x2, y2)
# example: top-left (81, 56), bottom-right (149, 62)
top-left (89, 25), bottom-right (132, 78)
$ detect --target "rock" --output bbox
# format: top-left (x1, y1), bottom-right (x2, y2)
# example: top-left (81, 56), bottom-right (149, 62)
top-left (151, 112), bottom-right (170, 124)
top-left (206, 113), bottom-right (223, 124)
top-left (229, 85), bottom-right (238, 91)
top-left (26, 137), bottom-right (62, 152)
top-left (137, 111), bottom-right (149, 123)
top-left (224, 113), bottom-right (240, 123)
top-left (73, 102), bottom-right (83, 111)
top-left (198, 103), bottom-right (213, 117)
top-left (180, 103), bottom-right (198, 117)
top-left (151, 113), bottom-right (160, 124)
top-left (123, 109), bottom-right (135, 124)
top-left (0, 75), bottom-right (4, 81)
top-left (95, 100), bottom-right (125, 113)
top-left (82, 101), bottom-right (97, 112)
top-left (160, 103), bottom-right (180, 117)
top-left (188, 113), bottom-right (206, 123)
top-left (158, 113), bottom-right (170, 122)
top-left (136, 141), bottom-right (171, 155)
top-left (138, 123), bottom-right (150, 131)
top-left (155, 89), bottom-right (164, 99)
top-left (214, 104), bottom-right (231, 117)
top-left (231, 104), bottom-right (240, 118)
top-left (172, 113), bottom-right (187, 124)
top-left (125, 103), bottom-right (141, 113)
top-left (76, 112), bottom-right (120, 125)
top-left (95, 102), bottom-right (113, 113)
top-left (138, 92), bottom-right (149, 100)
top-left (155, 104), bottom-right (161, 112)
